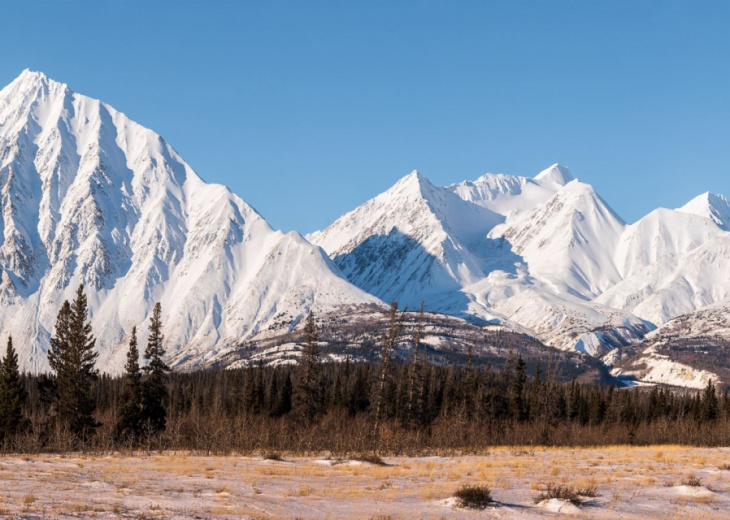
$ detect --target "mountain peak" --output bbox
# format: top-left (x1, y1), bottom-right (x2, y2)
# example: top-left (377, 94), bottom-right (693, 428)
top-left (6, 69), bottom-right (61, 91)
top-left (18, 68), bottom-right (47, 81)
top-left (402, 169), bottom-right (424, 182)
top-left (534, 163), bottom-right (574, 187)
top-left (677, 191), bottom-right (730, 230)
top-left (0, 69), bottom-right (71, 114)
top-left (391, 169), bottom-right (435, 196)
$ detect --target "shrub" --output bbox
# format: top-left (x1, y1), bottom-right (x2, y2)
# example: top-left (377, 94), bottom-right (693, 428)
top-left (577, 484), bottom-right (598, 498)
top-left (534, 483), bottom-right (596, 506)
top-left (355, 454), bottom-right (388, 466)
top-left (453, 485), bottom-right (492, 509)
top-left (681, 475), bottom-right (702, 487)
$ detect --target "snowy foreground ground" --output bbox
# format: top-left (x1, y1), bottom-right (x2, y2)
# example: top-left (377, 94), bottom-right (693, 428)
top-left (1, 447), bottom-right (730, 518)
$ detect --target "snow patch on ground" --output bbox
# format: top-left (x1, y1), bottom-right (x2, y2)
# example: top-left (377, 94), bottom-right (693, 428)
top-left (673, 485), bottom-right (715, 497)
top-left (537, 498), bottom-right (581, 514)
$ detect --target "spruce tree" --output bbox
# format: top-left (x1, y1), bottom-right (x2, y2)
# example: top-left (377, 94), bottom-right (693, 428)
top-left (347, 364), bottom-right (370, 416)
top-left (116, 327), bottom-right (143, 439)
top-left (700, 379), bottom-right (719, 422)
top-left (48, 285), bottom-right (99, 441)
top-left (243, 362), bottom-right (264, 415)
top-left (141, 302), bottom-right (170, 434)
top-left (266, 370), bottom-right (280, 416)
top-left (509, 355), bottom-right (527, 421)
top-left (0, 336), bottom-right (26, 441)
top-left (293, 311), bottom-right (321, 421)
top-left (270, 372), bottom-right (292, 417)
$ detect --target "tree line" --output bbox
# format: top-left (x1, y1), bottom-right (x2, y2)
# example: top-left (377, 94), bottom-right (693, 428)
top-left (1, 295), bottom-right (730, 454)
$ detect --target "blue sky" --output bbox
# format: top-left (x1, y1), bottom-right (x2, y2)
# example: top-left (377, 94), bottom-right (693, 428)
top-left (1, 1), bottom-right (729, 232)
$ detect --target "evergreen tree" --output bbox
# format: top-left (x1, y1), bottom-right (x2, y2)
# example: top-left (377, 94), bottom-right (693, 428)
top-left (346, 364), bottom-right (370, 416)
top-left (48, 285), bottom-right (99, 441)
top-left (0, 336), bottom-right (26, 441)
top-left (509, 355), bottom-right (527, 421)
top-left (293, 311), bottom-right (321, 421)
top-left (567, 380), bottom-right (581, 421)
top-left (243, 361), bottom-right (264, 415)
top-left (267, 370), bottom-right (280, 416)
top-left (700, 379), bottom-right (719, 422)
top-left (528, 363), bottom-right (542, 421)
top-left (141, 302), bottom-right (170, 434)
top-left (116, 327), bottom-right (143, 439)
top-left (270, 372), bottom-right (292, 417)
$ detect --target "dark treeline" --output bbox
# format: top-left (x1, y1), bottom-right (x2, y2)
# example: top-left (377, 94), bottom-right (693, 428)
top-left (2, 294), bottom-right (730, 454)
top-left (7, 344), bottom-right (730, 454)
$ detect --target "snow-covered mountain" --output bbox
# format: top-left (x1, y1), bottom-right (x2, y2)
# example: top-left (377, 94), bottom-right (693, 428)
top-left (310, 162), bottom-right (730, 359)
top-left (306, 170), bottom-right (504, 314)
top-left (0, 69), bottom-right (380, 373)
top-left (309, 165), bottom-right (648, 355)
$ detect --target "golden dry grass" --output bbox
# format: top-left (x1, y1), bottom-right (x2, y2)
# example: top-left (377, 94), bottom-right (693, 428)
top-left (0, 446), bottom-right (727, 518)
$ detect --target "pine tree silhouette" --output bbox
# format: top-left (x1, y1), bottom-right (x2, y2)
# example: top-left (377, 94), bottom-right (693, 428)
top-left (48, 285), bottom-right (99, 441)
top-left (117, 327), bottom-right (143, 439)
top-left (293, 311), bottom-right (321, 422)
top-left (0, 336), bottom-right (27, 441)
top-left (141, 303), bottom-right (170, 434)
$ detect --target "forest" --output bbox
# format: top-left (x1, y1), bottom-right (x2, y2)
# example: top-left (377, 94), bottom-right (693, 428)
top-left (1, 291), bottom-right (729, 455)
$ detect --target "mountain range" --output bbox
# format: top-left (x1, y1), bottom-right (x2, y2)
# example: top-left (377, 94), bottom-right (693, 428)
top-left (1, 70), bottom-right (729, 385)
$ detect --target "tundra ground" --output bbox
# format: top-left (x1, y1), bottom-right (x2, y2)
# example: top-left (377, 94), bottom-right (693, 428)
top-left (1, 446), bottom-right (729, 518)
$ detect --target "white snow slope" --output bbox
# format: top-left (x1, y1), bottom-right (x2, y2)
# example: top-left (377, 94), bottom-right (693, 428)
top-left (0, 70), bottom-right (380, 373)
top-left (310, 162), bottom-right (730, 356)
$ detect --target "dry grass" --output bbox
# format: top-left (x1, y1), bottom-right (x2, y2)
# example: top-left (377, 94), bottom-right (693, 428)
top-left (0, 446), bottom-right (728, 518)
top-left (295, 485), bottom-right (315, 497)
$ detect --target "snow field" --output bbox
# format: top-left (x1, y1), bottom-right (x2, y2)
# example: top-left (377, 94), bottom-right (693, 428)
top-left (0, 447), bottom-right (729, 518)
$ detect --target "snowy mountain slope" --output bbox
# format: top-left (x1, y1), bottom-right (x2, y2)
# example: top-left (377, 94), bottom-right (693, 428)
top-left (448, 163), bottom-right (572, 217)
top-left (647, 298), bottom-right (730, 340)
top-left (610, 344), bottom-right (719, 389)
top-left (677, 192), bottom-right (730, 231)
top-left (469, 280), bottom-right (651, 356)
top-left (613, 208), bottom-right (725, 281)
top-left (487, 180), bottom-right (626, 299)
top-left (310, 166), bottom-right (651, 353)
top-left (606, 301), bottom-right (730, 388)
top-left (307, 170), bottom-right (506, 310)
top-left (0, 69), bottom-right (380, 373)
top-left (597, 234), bottom-right (730, 325)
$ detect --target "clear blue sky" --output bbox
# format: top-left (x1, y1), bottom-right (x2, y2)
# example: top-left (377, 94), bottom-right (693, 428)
top-left (1, 1), bottom-right (729, 232)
